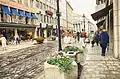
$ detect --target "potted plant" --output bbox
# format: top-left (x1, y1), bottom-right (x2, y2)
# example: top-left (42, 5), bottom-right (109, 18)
top-left (32, 36), bottom-right (44, 44)
top-left (62, 45), bottom-right (84, 63)
top-left (44, 56), bottom-right (77, 79)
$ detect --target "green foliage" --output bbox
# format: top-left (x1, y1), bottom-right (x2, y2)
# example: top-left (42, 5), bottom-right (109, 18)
top-left (47, 56), bottom-right (73, 73)
top-left (63, 46), bottom-right (82, 53)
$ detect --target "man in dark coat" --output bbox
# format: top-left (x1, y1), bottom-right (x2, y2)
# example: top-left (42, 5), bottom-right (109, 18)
top-left (99, 29), bottom-right (109, 56)
top-left (94, 30), bottom-right (100, 46)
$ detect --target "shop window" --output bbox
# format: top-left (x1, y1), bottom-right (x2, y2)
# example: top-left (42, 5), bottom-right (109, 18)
top-left (30, 0), bottom-right (34, 7)
top-left (24, 0), bottom-right (28, 6)
top-left (44, 15), bottom-right (46, 23)
top-left (43, 4), bottom-right (46, 10)
top-left (1, 12), bottom-right (4, 22)
top-left (11, 14), bottom-right (17, 23)
top-left (1, 13), bottom-right (11, 23)
top-left (51, 17), bottom-right (53, 24)
top-left (18, 0), bottom-right (22, 4)
top-left (41, 14), bottom-right (43, 22)
top-left (36, 0), bottom-right (39, 8)
top-left (46, 5), bottom-right (49, 10)
top-left (39, 2), bottom-right (42, 9)
top-left (31, 19), bottom-right (35, 24)
top-left (28, 18), bottom-right (31, 24)
top-left (50, 17), bottom-right (52, 23)
top-left (47, 16), bottom-right (49, 23)
top-left (18, 16), bottom-right (25, 24)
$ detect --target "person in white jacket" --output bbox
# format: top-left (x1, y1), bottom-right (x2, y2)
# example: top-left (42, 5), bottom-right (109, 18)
top-left (0, 35), bottom-right (7, 51)
top-left (63, 33), bottom-right (71, 46)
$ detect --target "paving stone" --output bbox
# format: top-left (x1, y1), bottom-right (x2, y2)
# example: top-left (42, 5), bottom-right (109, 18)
top-left (81, 44), bottom-right (120, 79)
top-left (0, 41), bottom-right (57, 79)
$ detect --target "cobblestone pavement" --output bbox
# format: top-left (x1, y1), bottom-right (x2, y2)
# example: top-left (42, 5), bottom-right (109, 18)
top-left (0, 41), bottom-right (57, 79)
top-left (81, 44), bottom-right (120, 79)
top-left (0, 41), bottom-right (34, 54)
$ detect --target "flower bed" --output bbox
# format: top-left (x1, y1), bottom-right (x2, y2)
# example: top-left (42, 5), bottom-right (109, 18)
top-left (44, 56), bottom-right (77, 79)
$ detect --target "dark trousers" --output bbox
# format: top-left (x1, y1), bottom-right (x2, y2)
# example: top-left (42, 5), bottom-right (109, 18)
top-left (101, 44), bottom-right (107, 56)
top-left (102, 46), bottom-right (107, 55)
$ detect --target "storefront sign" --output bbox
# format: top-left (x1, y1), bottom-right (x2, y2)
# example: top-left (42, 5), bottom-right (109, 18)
top-left (0, 0), bottom-right (39, 13)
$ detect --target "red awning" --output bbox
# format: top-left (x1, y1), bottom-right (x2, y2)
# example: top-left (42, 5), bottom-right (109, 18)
top-left (91, 4), bottom-right (113, 21)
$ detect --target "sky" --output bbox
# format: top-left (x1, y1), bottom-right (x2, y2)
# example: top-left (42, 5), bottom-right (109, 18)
top-left (68, 0), bottom-right (96, 23)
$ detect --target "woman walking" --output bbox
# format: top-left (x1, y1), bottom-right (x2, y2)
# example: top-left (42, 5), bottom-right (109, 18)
top-left (0, 35), bottom-right (7, 51)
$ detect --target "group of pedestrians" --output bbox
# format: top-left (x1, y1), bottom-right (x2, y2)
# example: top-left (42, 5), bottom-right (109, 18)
top-left (0, 34), bottom-right (21, 51)
top-left (91, 28), bottom-right (109, 56)
top-left (63, 28), bottom-right (109, 56)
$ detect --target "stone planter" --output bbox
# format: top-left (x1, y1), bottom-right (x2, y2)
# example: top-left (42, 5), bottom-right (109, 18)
top-left (44, 61), bottom-right (77, 79)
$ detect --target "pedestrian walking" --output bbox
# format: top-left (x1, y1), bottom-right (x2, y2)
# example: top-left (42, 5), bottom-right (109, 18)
top-left (0, 34), bottom-right (7, 51)
top-left (91, 30), bottom-right (100, 47)
top-left (13, 35), bottom-right (20, 45)
top-left (99, 29), bottom-right (109, 56)
top-left (63, 33), bottom-right (71, 46)
top-left (94, 30), bottom-right (100, 46)
top-left (81, 29), bottom-right (87, 42)
top-left (91, 32), bottom-right (95, 47)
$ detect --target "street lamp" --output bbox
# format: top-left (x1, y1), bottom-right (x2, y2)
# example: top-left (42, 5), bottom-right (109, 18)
top-left (83, 14), bottom-right (85, 31)
top-left (56, 0), bottom-right (62, 51)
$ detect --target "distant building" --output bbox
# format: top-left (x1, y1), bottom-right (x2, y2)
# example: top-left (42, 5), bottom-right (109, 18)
top-left (73, 13), bottom-right (96, 34)
top-left (59, 0), bottom-right (73, 32)
top-left (66, 1), bottom-right (73, 31)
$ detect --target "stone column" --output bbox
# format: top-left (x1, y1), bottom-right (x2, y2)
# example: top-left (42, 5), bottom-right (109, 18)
top-left (14, 28), bottom-right (18, 36)
top-left (113, 0), bottom-right (120, 58)
top-left (74, 24), bottom-right (76, 32)
top-left (44, 30), bottom-right (47, 38)
top-left (34, 27), bottom-right (38, 38)
top-left (39, 28), bottom-right (41, 37)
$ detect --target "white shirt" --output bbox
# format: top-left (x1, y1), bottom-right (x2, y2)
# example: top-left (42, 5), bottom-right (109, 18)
top-left (64, 36), bottom-right (71, 44)
top-left (0, 37), bottom-right (6, 43)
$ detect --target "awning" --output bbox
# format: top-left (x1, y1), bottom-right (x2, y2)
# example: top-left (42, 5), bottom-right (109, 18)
top-left (11, 8), bottom-right (19, 16)
top-left (31, 13), bottom-right (38, 19)
top-left (96, 20), bottom-right (105, 28)
top-left (91, 4), bottom-right (113, 21)
top-left (25, 12), bottom-right (32, 18)
top-left (0, 22), bottom-right (36, 28)
top-left (18, 10), bottom-right (26, 17)
top-left (1, 5), bottom-right (11, 16)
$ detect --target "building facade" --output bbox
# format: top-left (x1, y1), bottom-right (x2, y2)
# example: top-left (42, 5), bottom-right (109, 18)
top-left (59, 0), bottom-right (67, 31)
top-left (0, 0), bottom-right (58, 41)
top-left (91, 0), bottom-right (117, 58)
top-left (66, 1), bottom-right (73, 31)
top-left (37, 0), bottom-right (57, 38)
top-left (0, 0), bottom-right (39, 41)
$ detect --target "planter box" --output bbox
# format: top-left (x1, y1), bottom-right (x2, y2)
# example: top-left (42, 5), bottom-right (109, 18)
top-left (44, 61), bottom-right (77, 79)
